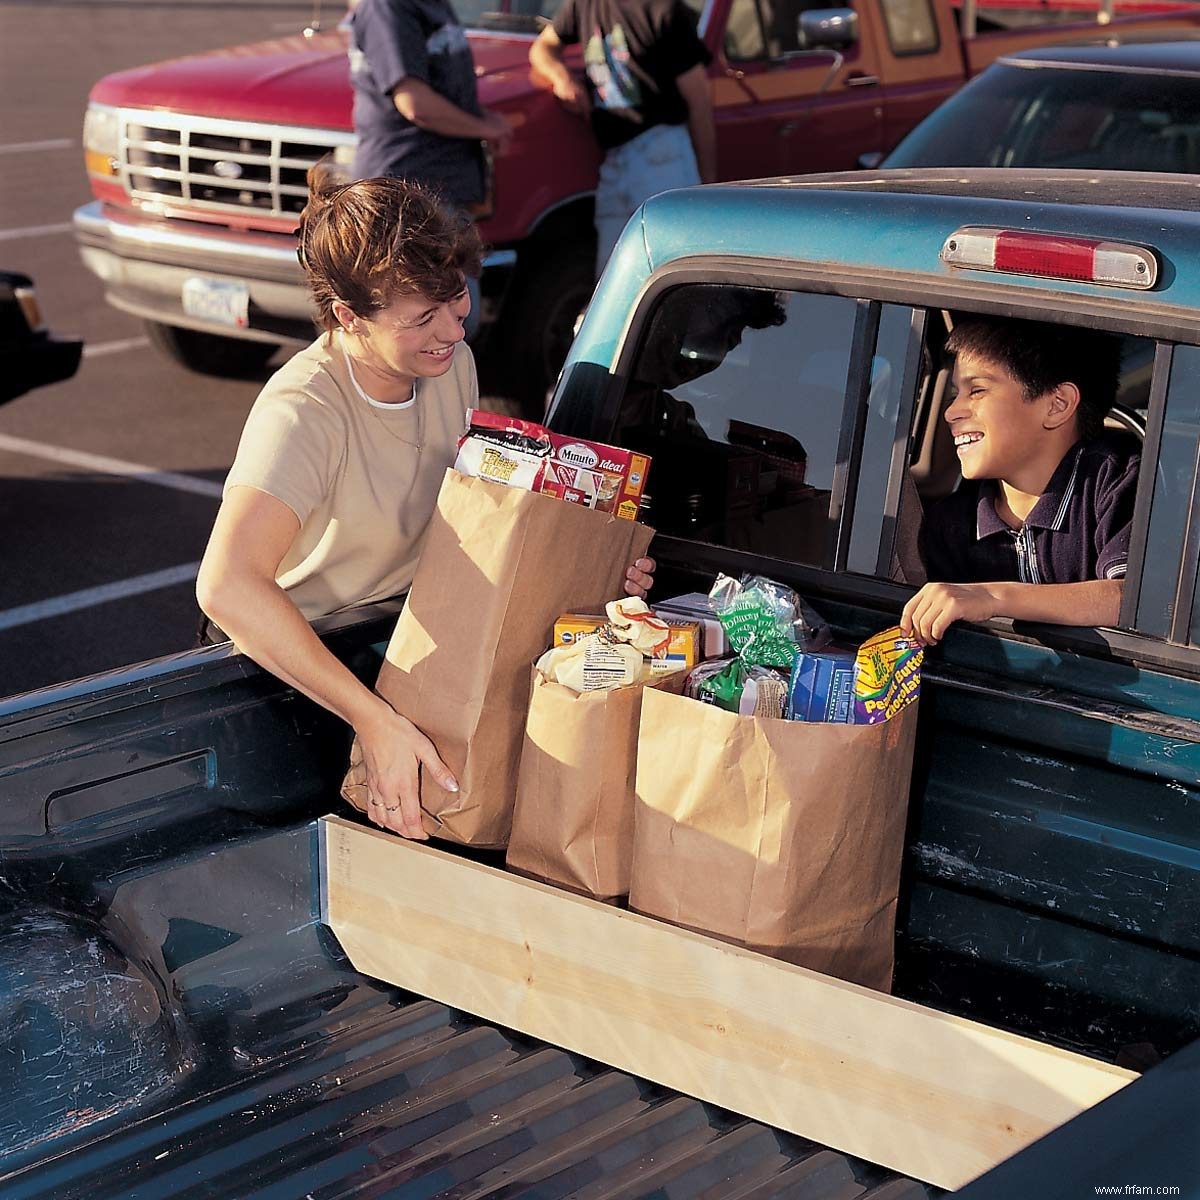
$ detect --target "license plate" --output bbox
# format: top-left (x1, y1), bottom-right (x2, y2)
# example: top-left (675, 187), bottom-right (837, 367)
top-left (182, 277), bottom-right (250, 329)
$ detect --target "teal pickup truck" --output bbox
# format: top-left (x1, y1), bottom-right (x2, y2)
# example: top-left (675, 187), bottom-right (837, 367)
top-left (2, 169), bottom-right (1198, 1198)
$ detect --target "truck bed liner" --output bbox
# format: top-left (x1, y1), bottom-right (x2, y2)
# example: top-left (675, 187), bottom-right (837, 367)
top-left (0, 821), bottom-right (933, 1200)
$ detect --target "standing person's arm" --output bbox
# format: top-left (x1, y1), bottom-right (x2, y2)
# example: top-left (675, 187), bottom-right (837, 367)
top-left (391, 78), bottom-right (512, 148)
top-left (197, 487), bottom-right (456, 841)
top-left (356, 0), bottom-right (512, 146)
top-left (530, 24), bottom-right (591, 116)
top-left (675, 62), bottom-right (716, 183)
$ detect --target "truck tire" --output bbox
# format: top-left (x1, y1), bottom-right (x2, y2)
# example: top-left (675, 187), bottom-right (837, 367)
top-left (144, 321), bottom-right (280, 378)
top-left (490, 241), bottom-right (596, 417)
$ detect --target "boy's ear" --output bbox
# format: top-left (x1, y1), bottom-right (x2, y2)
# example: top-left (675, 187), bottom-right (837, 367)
top-left (1043, 381), bottom-right (1081, 432)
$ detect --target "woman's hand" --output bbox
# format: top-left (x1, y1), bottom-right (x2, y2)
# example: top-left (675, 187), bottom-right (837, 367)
top-left (624, 556), bottom-right (656, 599)
top-left (354, 700), bottom-right (459, 839)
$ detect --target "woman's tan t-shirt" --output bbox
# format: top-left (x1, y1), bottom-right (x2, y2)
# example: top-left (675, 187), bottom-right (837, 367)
top-left (223, 332), bottom-right (475, 620)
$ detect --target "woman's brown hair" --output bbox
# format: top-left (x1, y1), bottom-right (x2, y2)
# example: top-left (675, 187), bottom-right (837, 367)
top-left (297, 164), bottom-right (484, 333)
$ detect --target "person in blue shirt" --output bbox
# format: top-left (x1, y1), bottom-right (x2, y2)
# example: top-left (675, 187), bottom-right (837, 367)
top-left (347, 0), bottom-right (514, 334)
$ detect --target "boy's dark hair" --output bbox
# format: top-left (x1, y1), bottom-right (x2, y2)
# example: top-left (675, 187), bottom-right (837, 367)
top-left (945, 316), bottom-right (1121, 441)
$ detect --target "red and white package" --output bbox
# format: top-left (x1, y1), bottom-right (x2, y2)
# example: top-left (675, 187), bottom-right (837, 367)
top-left (455, 409), bottom-right (652, 521)
top-left (453, 410), bottom-right (551, 492)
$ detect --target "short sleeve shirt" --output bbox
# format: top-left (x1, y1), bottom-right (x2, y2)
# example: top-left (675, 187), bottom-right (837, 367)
top-left (349, 0), bottom-right (485, 206)
top-left (552, 0), bottom-right (711, 149)
top-left (223, 334), bottom-right (477, 620)
top-left (922, 436), bottom-right (1140, 586)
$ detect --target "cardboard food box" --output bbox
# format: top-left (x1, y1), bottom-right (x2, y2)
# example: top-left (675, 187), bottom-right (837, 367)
top-left (553, 613), bottom-right (701, 676)
top-left (454, 410), bottom-right (651, 521)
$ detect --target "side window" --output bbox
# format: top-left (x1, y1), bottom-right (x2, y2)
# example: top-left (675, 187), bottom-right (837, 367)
top-left (725, 0), bottom-right (846, 62)
top-left (615, 284), bottom-right (860, 568)
top-left (1135, 344), bottom-right (1200, 640)
top-left (848, 304), bottom-right (926, 577)
top-left (724, 0), bottom-right (767, 61)
top-left (879, 0), bottom-right (939, 55)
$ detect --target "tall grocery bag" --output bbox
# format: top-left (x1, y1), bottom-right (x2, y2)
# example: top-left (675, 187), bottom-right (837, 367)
top-left (507, 668), bottom-right (686, 899)
top-left (629, 688), bottom-right (919, 991)
top-left (341, 469), bottom-right (652, 847)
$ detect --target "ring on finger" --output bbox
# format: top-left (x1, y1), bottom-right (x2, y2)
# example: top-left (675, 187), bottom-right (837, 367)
top-left (384, 803), bottom-right (401, 812)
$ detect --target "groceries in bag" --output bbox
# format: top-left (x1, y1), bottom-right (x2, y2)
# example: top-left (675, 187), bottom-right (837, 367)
top-left (454, 409), bottom-right (651, 520)
top-left (653, 592), bottom-right (729, 658)
top-left (709, 573), bottom-right (831, 667)
top-left (537, 599), bottom-right (692, 692)
top-left (554, 610), bottom-right (701, 678)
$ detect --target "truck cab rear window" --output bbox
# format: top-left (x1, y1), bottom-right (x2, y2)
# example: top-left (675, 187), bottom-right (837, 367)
top-left (616, 284), bottom-right (859, 568)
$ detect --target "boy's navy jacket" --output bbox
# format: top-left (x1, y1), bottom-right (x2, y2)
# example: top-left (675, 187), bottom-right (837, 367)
top-left (921, 434), bottom-right (1140, 586)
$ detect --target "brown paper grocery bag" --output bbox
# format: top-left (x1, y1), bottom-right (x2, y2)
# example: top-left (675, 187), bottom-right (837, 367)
top-left (342, 470), bottom-right (653, 847)
top-left (629, 688), bottom-right (919, 992)
top-left (507, 668), bottom-right (686, 899)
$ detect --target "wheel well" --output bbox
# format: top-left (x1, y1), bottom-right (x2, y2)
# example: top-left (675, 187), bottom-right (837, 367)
top-left (523, 195), bottom-right (595, 253)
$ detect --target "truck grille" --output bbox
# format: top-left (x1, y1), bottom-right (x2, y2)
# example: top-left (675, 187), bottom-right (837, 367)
top-left (119, 110), bottom-right (354, 219)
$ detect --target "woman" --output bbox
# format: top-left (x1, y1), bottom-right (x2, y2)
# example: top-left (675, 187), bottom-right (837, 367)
top-left (197, 169), bottom-right (654, 840)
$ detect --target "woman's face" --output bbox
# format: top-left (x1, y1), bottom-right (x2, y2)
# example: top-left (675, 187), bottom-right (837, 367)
top-left (352, 286), bottom-right (471, 383)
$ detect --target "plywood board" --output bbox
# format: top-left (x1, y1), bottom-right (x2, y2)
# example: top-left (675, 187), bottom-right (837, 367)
top-left (319, 815), bottom-right (1135, 1191)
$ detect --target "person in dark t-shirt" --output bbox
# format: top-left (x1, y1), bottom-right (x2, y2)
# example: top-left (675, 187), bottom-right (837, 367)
top-left (901, 317), bottom-right (1140, 645)
top-left (530, 0), bottom-right (716, 275)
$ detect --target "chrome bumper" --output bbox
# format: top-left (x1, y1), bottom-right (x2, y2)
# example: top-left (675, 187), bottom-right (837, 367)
top-left (74, 201), bottom-right (518, 343)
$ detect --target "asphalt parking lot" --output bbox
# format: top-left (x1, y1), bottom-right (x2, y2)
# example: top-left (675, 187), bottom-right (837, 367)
top-left (1, 1), bottom-right (378, 698)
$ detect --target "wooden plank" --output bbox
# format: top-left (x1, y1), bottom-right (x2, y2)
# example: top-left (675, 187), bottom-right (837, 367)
top-left (319, 815), bottom-right (1135, 1191)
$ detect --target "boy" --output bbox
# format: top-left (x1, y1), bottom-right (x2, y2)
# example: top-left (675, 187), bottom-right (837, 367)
top-left (901, 317), bottom-right (1139, 645)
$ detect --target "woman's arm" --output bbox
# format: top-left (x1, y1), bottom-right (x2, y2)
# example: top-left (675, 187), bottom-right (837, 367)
top-left (197, 485), bottom-right (456, 839)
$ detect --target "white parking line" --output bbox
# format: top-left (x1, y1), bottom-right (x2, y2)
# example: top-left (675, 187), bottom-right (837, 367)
top-left (0, 433), bottom-right (224, 498)
top-left (0, 222), bottom-right (73, 243)
top-left (0, 139), bottom-right (73, 155)
top-left (0, 564), bottom-right (200, 633)
top-left (82, 336), bottom-right (151, 359)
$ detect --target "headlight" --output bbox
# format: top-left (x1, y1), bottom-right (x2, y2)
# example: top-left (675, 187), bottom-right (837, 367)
top-left (82, 104), bottom-right (120, 177)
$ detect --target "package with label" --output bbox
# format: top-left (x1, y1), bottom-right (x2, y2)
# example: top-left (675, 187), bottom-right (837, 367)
top-left (341, 470), bottom-right (653, 847)
top-left (539, 599), bottom-right (697, 691)
top-left (685, 658), bottom-right (787, 720)
top-left (453, 409), bottom-right (550, 491)
top-left (855, 627), bottom-right (923, 725)
top-left (787, 649), bottom-right (857, 723)
top-left (709, 573), bottom-right (831, 668)
top-left (653, 592), bottom-right (728, 659)
top-left (555, 611), bottom-right (701, 677)
top-left (454, 409), bottom-right (651, 521)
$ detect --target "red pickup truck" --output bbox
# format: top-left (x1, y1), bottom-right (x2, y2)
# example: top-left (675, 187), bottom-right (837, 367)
top-left (73, 0), bottom-right (1200, 407)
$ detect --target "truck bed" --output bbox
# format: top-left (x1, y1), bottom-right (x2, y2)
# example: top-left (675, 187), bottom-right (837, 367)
top-left (0, 610), bottom-right (933, 1200)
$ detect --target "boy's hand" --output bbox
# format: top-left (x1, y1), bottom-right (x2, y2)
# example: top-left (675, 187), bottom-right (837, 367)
top-left (624, 556), bottom-right (656, 599)
top-left (901, 581), bottom-right (1003, 645)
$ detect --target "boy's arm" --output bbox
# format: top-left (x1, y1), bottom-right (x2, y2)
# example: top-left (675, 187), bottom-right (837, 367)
top-left (901, 578), bottom-right (1123, 645)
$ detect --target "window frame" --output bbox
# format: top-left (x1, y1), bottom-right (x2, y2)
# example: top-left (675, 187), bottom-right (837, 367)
top-left (575, 253), bottom-right (1200, 678)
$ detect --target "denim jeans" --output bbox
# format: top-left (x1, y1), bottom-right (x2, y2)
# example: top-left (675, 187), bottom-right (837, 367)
top-left (595, 123), bottom-right (700, 277)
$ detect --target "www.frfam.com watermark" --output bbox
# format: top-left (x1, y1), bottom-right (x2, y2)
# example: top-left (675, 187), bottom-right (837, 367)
top-left (1094, 1188), bottom-right (1182, 1196)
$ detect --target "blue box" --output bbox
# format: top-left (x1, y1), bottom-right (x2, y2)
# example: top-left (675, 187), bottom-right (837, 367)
top-left (787, 650), bottom-right (856, 723)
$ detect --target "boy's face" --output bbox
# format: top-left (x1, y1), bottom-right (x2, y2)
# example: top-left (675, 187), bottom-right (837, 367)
top-left (945, 351), bottom-right (1053, 483)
